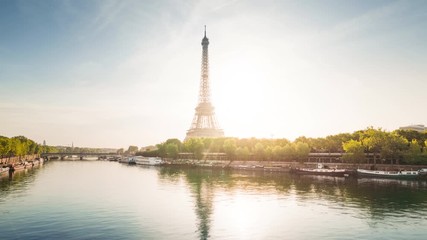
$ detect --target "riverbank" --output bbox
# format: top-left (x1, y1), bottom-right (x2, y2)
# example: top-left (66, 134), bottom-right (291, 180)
top-left (163, 159), bottom-right (427, 171)
top-left (0, 158), bottom-right (44, 179)
top-left (0, 154), bottom-right (40, 165)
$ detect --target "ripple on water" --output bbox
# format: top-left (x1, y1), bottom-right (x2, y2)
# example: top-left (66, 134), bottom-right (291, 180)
top-left (1, 161), bottom-right (427, 240)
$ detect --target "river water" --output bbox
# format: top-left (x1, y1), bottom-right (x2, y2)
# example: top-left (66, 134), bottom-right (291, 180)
top-left (1, 161), bottom-right (427, 240)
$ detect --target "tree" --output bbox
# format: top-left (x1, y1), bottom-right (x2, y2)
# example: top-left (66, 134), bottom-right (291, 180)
top-left (405, 140), bottom-right (421, 164)
top-left (156, 143), bottom-right (167, 157)
top-left (342, 140), bottom-right (365, 163)
top-left (254, 143), bottom-right (265, 160)
top-left (325, 133), bottom-right (352, 152)
top-left (295, 142), bottom-right (310, 161)
top-left (209, 138), bottom-right (225, 152)
top-left (236, 147), bottom-right (250, 160)
top-left (265, 146), bottom-right (273, 161)
top-left (127, 145), bottom-right (139, 155)
top-left (28, 140), bottom-right (37, 155)
top-left (223, 139), bottom-right (237, 160)
top-left (380, 133), bottom-right (408, 164)
top-left (283, 144), bottom-right (296, 161)
top-left (165, 143), bottom-right (179, 159)
top-left (165, 139), bottom-right (182, 151)
top-left (272, 146), bottom-right (284, 161)
top-left (361, 127), bottom-right (386, 164)
top-left (183, 138), bottom-right (204, 160)
top-left (34, 145), bottom-right (42, 155)
top-left (117, 148), bottom-right (124, 154)
top-left (0, 137), bottom-right (11, 158)
top-left (395, 129), bottom-right (426, 148)
top-left (9, 138), bottom-right (24, 159)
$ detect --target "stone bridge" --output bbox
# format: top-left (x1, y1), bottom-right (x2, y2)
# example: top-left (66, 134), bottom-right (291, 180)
top-left (41, 152), bottom-right (120, 160)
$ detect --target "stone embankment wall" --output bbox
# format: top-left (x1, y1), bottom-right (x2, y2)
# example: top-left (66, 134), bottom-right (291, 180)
top-left (0, 154), bottom-right (39, 165)
top-left (168, 159), bottom-right (427, 171)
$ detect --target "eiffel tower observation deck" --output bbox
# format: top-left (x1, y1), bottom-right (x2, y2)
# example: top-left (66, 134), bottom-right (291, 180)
top-left (186, 26), bottom-right (224, 139)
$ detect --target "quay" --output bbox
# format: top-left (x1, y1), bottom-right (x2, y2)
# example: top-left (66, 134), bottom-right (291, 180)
top-left (0, 158), bottom-right (44, 179)
top-left (128, 158), bottom-right (427, 178)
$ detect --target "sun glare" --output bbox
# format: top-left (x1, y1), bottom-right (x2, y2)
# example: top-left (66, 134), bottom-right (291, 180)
top-left (214, 53), bottom-right (270, 138)
top-left (214, 193), bottom-right (261, 238)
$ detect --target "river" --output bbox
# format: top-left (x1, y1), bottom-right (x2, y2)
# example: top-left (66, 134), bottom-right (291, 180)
top-left (1, 161), bottom-right (427, 239)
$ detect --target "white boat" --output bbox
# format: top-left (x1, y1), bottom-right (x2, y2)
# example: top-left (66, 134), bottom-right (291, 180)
top-left (133, 156), bottom-right (163, 166)
top-left (292, 163), bottom-right (348, 177)
top-left (64, 155), bottom-right (80, 160)
top-left (81, 156), bottom-right (98, 161)
top-left (419, 169), bottom-right (427, 175)
top-left (357, 169), bottom-right (420, 179)
top-left (1, 166), bottom-right (9, 176)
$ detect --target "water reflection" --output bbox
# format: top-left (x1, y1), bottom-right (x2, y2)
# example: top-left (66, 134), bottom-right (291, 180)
top-left (0, 166), bottom-right (41, 202)
top-left (2, 163), bottom-right (427, 239)
top-left (186, 170), bottom-right (214, 240)
top-left (159, 166), bottom-right (427, 239)
top-left (159, 167), bottom-right (225, 240)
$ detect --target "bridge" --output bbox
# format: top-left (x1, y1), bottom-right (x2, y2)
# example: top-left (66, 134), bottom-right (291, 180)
top-left (41, 152), bottom-right (121, 160)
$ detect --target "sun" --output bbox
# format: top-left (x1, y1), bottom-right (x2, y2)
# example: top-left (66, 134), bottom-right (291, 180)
top-left (213, 52), bottom-right (270, 138)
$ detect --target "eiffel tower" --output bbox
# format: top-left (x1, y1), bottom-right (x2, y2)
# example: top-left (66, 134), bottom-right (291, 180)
top-left (186, 26), bottom-right (224, 139)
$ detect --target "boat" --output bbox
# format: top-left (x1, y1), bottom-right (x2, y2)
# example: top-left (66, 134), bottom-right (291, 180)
top-left (81, 156), bottom-right (99, 161)
top-left (127, 157), bottom-right (136, 165)
top-left (291, 163), bottom-right (348, 177)
top-left (419, 169), bottom-right (427, 176)
top-left (0, 166), bottom-right (9, 176)
top-left (357, 169), bottom-right (421, 179)
top-left (133, 156), bottom-right (163, 166)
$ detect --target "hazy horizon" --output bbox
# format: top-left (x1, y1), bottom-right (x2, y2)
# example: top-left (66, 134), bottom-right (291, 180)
top-left (1, 0), bottom-right (426, 148)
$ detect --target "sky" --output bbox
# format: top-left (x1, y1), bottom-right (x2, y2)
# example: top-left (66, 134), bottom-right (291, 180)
top-left (0, 0), bottom-right (426, 148)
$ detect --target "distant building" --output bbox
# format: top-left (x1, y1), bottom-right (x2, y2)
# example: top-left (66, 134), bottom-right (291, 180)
top-left (399, 124), bottom-right (426, 132)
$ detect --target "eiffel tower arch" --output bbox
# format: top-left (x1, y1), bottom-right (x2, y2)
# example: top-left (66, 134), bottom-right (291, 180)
top-left (186, 26), bottom-right (224, 140)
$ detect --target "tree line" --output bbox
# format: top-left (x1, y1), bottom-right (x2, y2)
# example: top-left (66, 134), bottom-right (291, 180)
top-left (138, 137), bottom-right (310, 161)
top-left (0, 135), bottom-right (52, 160)
top-left (136, 127), bottom-right (427, 164)
top-left (1, 135), bottom-right (117, 160)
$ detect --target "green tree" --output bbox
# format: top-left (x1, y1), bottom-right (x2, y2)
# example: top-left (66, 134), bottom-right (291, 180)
top-left (156, 143), bottom-right (167, 157)
top-left (325, 133), bottom-right (353, 152)
top-left (165, 139), bottom-right (182, 151)
top-left (295, 142), bottom-right (310, 161)
top-left (223, 139), bottom-right (237, 160)
top-left (265, 146), bottom-right (273, 161)
top-left (127, 145), bottom-right (139, 155)
top-left (361, 127), bottom-right (386, 164)
top-left (342, 140), bottom-right (365, 163)
top-left (283, 144), bottom-right (296, 161)
top-left (210, 138), bottom-right (225, 152)
top-left (405, 140), bottom-right (421, 164)
top-left (395, 129), bottom-right (426, 148)
top-left (380, 133), bottom-right (408, 164)
top-left (254, 143), bottom-right (265, 160)
top-left (184, 138), bottom-right (204, 160)
top-left (0, 137), bottom-right (11, 158)
top-left (165, 143), bottom-right (179, 159)
top-left (10, 138), bottom-right (24, 158)
top-left (117, 148), bottom-right (124, 154)
top-left (272, 146), bottom-right (284, 161)
top-left (236, 147), bottom-right (250, 160)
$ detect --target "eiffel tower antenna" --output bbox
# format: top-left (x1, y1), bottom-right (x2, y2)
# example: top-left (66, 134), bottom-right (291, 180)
top-left (186, 26), bottom-right (224, 139)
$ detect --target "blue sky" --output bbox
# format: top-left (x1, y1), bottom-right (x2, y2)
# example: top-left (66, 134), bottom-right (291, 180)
top-left (1, 0), bottom-right (426, 148)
